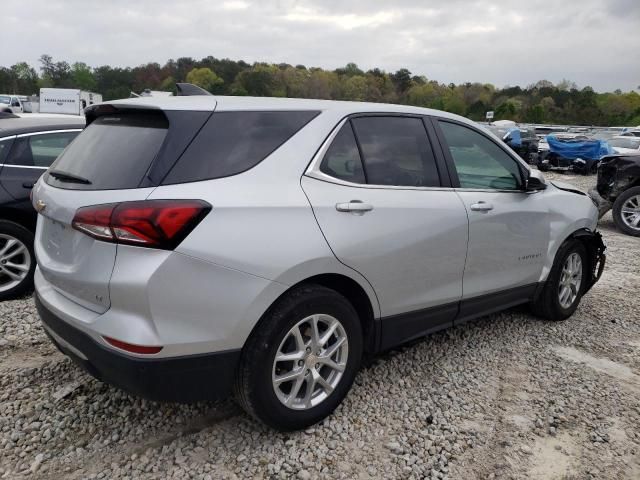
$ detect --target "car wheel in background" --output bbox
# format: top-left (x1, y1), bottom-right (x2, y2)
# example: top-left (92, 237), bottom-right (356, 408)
top-left (235, 284), bottom-right (363, 431)
top-left (612, 186), bottom-right (640, 237)
top-left (531, 239), bottom-right (588, 321)
top-left (0, 221), bottom-right (35, 301)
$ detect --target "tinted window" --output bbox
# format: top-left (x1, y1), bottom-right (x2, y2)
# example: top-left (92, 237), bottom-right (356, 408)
top-left (320, 123), bottom-right (365, 184)
top-left (0, 138), bottom-right (13, 163)
top-left (351, 116), bottom-right (440, 187)
top-left (163, 111), bottom-right (319, 184)
top-left (8, 132), bottom-right (78, 167)
top-left (46, 113), bottom-right (168, 190)
top-left (439, 121), bottom-right (523, 190)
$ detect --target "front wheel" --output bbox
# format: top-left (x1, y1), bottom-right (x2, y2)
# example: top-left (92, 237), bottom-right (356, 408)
top-left (235, 284), bottom-right (363, 430)
top-left (612, 186), bottom-right (640, 237)
top-left (0, 221), bottom-right (35, 301)
top-left (531, 239), bottom-right (588, 321)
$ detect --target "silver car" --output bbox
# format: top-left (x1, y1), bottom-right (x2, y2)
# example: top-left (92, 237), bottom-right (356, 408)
top-left (32, 92), bottom-right (606, 431)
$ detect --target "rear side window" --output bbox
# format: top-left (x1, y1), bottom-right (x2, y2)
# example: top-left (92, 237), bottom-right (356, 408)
top-left (162, 111), bottom-right (319, 184)
top-left (351, 116), bottom-right (440, 187)
top-left (8, 132), bottom-right (78, 167)
top-left (320, 123), bottom-right (365, 184)
top-left (46, 113), bottom-right (168, 190)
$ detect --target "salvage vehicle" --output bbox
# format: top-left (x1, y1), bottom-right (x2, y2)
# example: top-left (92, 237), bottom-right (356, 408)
top-left (539, 134), bottom-right (614, 175)
top-left (33, 86), bottom-right (606, 430)
top-left (590, 154), bottom-right (640, 236)
top-left (0, 114), bottom-right (83, 299)
top-left (0, 95), bottom-right (24, 113)
top-left (608, 136), bottom-right (640, 154)
top-left (487, 125), bottom-right (539, 164)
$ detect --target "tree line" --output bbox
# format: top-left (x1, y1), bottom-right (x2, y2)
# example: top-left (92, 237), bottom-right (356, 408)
top-left (1, 54), bottom-right (639, 126)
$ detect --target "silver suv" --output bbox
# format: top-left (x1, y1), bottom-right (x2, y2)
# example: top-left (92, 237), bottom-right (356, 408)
top-left (33, 92), bottom-right (605, 431)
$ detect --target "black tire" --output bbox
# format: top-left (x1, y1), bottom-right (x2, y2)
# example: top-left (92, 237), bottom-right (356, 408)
top-left (612, 186), bottom-right (640, 237)
top-left (235, 284), bottom-right (363, 431)
top-left (0, 220), bottom-right (35, 301)
top-left (530, 239), bottom-right (588, 321)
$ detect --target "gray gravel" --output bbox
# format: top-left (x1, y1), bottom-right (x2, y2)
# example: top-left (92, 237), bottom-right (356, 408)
top-left (1, 171), bottom-right (639, 479)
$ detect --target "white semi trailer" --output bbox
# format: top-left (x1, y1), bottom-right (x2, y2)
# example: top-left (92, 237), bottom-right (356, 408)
top-left (39, 88), bottom-right (102, 115)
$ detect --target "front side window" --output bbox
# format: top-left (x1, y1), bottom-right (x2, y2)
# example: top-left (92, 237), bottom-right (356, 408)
top-left (9, 131), bottom-right (78, 167)
top-left (320, 123), bottom-right (365, 184)
top-left (439, 121), bottom-right (524, 190)
top-left (351, 116), bottom-right (440, 187)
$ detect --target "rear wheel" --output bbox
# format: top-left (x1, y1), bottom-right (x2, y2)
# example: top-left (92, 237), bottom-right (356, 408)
top-left (235, 284), bottom-right (362, 431)
top-left (0, 221), bottom-right (35, 301)
top-left (531, 239), bottom-right (588, 321)
top-left (612, 186), bottom-right (640, 237)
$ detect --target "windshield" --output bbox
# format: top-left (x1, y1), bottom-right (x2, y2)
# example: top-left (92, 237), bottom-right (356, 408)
top-left (609, 137), bottom-right (640, 149)
top-left (0, 96), bottom-right (10, 104)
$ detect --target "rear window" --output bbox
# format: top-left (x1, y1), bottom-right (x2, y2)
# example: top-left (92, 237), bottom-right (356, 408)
top-left (162, 110), bottom-right (319, 184)
top-left (46, 113), bottom-right (168, 190)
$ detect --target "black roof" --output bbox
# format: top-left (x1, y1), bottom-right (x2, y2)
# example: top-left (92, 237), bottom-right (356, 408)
top-left (0, 115), bottom-right (85, 137)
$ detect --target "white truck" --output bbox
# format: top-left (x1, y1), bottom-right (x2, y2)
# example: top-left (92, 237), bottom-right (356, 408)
top-left (39, 88), bottom-right (103, 115)
top-left (0, 94), bottom-right (25, 113)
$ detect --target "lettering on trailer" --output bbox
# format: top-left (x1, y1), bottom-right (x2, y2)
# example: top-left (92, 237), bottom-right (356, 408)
top-left (44, 98), bottom-right (77, 106)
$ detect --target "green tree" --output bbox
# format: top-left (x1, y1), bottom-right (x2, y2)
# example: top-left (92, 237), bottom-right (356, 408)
top-left (71, 62), bottom-right (97, 91)
top-left (185, 67), bottom-right (224, 93)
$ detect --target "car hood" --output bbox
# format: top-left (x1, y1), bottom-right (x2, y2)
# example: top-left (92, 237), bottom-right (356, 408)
top-left (612, 147), bottom-right (640, 154)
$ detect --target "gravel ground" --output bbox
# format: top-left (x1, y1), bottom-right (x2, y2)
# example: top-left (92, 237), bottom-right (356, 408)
top-left (1, 171), bottom-right (639, 479)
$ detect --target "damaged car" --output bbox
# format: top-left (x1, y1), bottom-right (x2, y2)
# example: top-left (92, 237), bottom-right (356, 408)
top-left (590, 154), bottom-right (640, 236)
top-left (539, 134), bottom-right (614, 175)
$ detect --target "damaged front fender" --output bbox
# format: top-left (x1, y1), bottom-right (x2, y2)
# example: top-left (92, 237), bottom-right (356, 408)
top-left (572, 229), bottom-right (606, 293)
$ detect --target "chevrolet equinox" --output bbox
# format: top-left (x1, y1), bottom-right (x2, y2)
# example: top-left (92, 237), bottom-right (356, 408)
top-left (32, 90), bottom-right (605, 431)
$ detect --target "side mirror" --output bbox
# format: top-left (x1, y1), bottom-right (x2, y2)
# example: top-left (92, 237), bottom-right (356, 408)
top-left (526, 169), bottom-right (547, 191)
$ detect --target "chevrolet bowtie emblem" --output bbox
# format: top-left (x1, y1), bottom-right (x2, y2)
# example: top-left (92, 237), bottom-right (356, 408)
top-left (35, 200), bottom-right (47, 213)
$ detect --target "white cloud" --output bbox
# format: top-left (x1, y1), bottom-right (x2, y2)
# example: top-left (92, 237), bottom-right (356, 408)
top-left (0, 0), bottom-right (638, 92)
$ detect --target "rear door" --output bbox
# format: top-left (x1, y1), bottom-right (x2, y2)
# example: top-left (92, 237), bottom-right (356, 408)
top-left (1, 130), bottom-right (80, 201)
top-left (302, 115), bottom-right (469, 348)
top-left (433, 118), bottom-right (549, 320)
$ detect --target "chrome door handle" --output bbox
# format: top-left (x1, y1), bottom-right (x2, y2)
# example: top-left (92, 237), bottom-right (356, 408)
top-left (470, 201), bottom-right (494, 212)
top-left (335, 201), bottom-right (374, 214)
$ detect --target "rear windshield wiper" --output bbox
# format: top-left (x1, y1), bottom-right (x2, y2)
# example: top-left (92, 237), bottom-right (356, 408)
top-left (48, 170), bottom-right (92, 185)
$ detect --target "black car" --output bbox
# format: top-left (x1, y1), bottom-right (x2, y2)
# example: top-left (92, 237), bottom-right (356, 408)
top-left (590, 154), bottom-right (640, 237)
top-left (0, 113), bottom-right (84, 299)
top-left (487, 125), bottom-right (539, 164)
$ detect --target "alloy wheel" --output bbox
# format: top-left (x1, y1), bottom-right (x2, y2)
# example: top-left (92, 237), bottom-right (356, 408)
top-left (558, 252), bottom-right (582, 309)
top-left (272, 314), bottom-right (349, 410)
top-left (620, 194), bottom-right (640, 232)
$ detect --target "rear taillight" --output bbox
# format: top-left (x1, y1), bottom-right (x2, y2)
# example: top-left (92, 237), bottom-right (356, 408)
top-left (72, 200), bottom-right (211, 250)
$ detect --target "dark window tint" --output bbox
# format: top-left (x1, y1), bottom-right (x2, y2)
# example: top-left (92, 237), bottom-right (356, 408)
top-left (439, 121), bottom-right (523, 190)
top-left (163, 111), bottom-right (319, 184)
top-left (46, 113), bottom-right (168, 190)
top-left (320, 123), bottom-right (365, 184)
top-left (351, 116), bottom-right (440, 187)
top-left (0, 138), bottom-right (13, 163)
top-left (8, 131), bottom-right (78, 167)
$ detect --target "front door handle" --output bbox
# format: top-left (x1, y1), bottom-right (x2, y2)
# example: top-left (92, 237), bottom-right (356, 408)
top-left (335, 200), bottom-right (374, 215)
top-left (23, 182), bottom-right (35, 189)
top-left (470, 201), bottom-right (494, 212)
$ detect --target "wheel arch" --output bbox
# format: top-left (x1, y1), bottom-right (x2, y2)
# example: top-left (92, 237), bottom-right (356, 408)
top-left (246, 272), bottom-right (380, 355)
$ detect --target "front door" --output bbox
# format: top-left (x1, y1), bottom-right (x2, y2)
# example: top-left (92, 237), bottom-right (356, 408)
top-left (433, 118), bottom-right (549, 320)
top-left (302, 115), bottom-right (469, 348)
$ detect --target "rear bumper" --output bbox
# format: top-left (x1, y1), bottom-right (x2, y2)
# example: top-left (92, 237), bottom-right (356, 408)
top-left (35, 293), bottom-right (240, 402)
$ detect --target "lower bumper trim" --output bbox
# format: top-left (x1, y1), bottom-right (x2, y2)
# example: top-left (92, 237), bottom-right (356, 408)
top-left (35, 293), bottom-right (241, 402)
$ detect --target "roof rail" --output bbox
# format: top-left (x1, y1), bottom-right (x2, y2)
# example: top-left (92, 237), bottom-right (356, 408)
top-left (175, 83), bottom-right (213, 96)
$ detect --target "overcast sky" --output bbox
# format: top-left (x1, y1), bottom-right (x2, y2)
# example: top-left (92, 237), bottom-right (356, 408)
top-left (2, 0), bottom-right (639, 92)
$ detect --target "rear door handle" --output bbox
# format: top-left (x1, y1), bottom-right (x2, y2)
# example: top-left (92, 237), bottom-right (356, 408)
top-left (470, 201), bottom-right (494, 212)
top-left (335, 200), bottom-right (374, 214)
